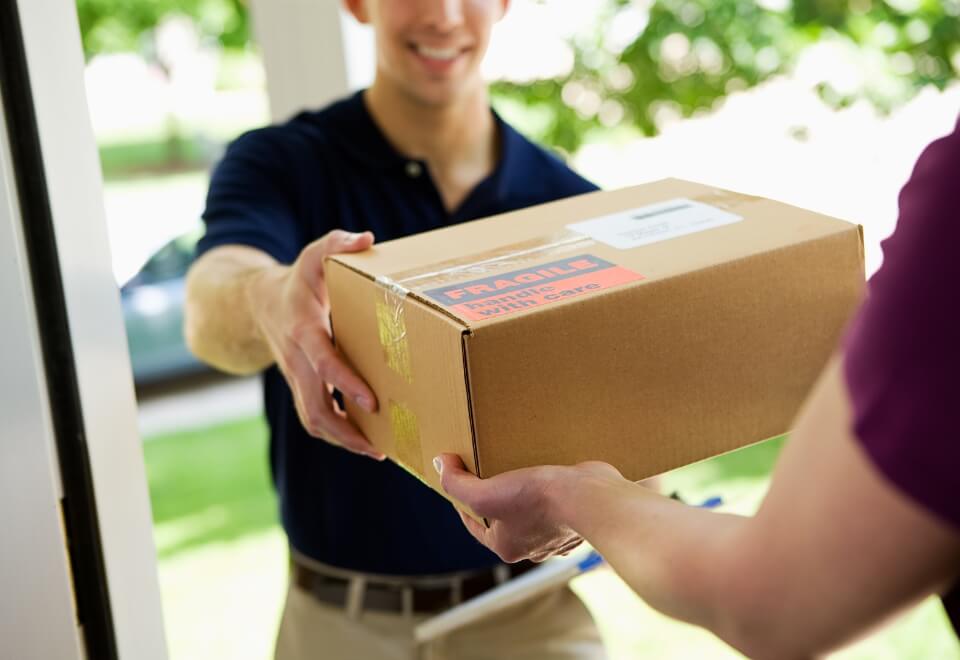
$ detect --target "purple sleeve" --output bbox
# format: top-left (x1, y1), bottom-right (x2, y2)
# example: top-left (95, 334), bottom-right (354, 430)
top-left (842, 116), bottom-right (960, 530)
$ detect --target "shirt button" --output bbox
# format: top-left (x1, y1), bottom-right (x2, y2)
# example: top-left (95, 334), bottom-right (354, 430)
top-left (405, 161), bottom-right (423, 178)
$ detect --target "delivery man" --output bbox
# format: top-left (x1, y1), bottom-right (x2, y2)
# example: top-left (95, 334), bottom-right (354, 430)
top-left (184, 0), bottom-right (605, 658)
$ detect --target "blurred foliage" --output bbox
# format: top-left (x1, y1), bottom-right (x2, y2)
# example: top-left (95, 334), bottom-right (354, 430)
top-left (76, 0), bottom-right (249, 58)
top-left (76, 0), bottom-right (959, 151)
top-left (493, 0), bottom-right (960, 150)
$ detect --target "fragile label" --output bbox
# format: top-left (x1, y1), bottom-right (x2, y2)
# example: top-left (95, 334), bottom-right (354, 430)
top-left (567, 198), bottom-right (742, 249)
top-left (423, 254), bottom-right (643, 321)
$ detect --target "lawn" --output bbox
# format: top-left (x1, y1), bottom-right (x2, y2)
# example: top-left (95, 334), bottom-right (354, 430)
top-left (144, 416), bottom-right (959, 660)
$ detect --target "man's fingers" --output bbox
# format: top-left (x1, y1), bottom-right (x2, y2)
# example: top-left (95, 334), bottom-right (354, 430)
top-left (319, 350), bottom-right (377, 414)
top-left (299, 230), bottom-right (375, 291)
top-left (316, 388), bottom-right (385, 460)
top-left (284, 343), bottom-right (384, 460)
top-left (319, 229), bottom-right (375, 258)
top-left (291, 321), bottom-right (377, 413)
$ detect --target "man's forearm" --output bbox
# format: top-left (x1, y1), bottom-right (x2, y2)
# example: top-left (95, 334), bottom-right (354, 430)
top-left (184, 246), bottom-right (281, 374)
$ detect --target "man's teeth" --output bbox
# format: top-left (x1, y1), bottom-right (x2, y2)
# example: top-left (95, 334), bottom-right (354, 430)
top-left (416, 45), bottom-right (459, 60)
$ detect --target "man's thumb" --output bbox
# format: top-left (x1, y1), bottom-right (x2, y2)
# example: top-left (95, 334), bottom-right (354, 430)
top-left (326, 229), bottom-right (375, 255)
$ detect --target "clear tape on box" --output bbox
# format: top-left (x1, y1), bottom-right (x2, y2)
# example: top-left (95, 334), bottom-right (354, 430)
top-left (371, 229), bottom-right (594, 348)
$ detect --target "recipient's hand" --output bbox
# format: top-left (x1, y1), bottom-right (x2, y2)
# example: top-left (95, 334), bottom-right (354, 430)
top-left (248, 229), bottom-right (384, 460)
top-left (434, 454), bottom-right (623, 563)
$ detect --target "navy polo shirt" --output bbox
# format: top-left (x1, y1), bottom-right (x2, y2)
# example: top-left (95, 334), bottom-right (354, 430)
top-left (198, 91), bottom-right (597, 575)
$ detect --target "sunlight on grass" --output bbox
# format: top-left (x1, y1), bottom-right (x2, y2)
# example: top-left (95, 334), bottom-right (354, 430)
top-left (158, 529), bottom-right (287, 660)
top-left (145, 416), bottom-right (287, 659)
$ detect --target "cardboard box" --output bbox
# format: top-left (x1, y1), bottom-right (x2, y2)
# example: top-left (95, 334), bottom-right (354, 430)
top-left (326, 178), bottom-right (864, 501)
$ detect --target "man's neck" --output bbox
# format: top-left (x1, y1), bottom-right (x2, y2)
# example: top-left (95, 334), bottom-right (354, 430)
top-left (364, 76), bottom-right (498, 211)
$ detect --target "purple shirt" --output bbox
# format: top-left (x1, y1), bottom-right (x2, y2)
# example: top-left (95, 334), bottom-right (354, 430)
top-left (843, 115), bottom-right (960, 626)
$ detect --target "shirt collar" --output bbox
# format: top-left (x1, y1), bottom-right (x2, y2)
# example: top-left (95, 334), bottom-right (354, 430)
top-left (323, 90), bottom-right (409, 172)
top-left (330, 90), bottom-right (525, 195)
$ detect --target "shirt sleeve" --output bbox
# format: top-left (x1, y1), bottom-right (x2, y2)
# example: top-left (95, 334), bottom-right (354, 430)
top-left (842, 116), bottom-right (960, 530)
top-left (197, 126), bottom-right (308, 264)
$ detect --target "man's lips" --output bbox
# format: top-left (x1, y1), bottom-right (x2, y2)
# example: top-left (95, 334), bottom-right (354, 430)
top-left (412, 43), bottom-right (464, 61)
top-left (407, 41), bottom-right (473, 72)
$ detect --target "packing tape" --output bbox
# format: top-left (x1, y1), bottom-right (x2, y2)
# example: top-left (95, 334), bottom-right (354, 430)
top-left (389, 400), bottom-right (423, 477)
top-left (384, 230), bottom-right (594, 293)
top-left (693, 188), bottom-right (762, 210)
top-left (370, 189), bottom-right (758, 326)
top-left (375, 275), bottom-right (413, 383)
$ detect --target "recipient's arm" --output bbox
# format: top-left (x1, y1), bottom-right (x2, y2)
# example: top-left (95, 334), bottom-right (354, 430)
top-left (440, 358), bottom-right (960, 658)
top-left (561, 358), bottom-right (960, 657)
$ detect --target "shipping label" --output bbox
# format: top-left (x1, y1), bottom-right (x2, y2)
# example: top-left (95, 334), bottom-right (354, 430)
top-left (423, 254), bottom-right (643, 321)
top-left (567, 197), bottom-right (743, 249)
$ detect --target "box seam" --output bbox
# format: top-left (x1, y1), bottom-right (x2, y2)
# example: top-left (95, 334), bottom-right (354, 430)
top-left (460, 330), bottom-right (483, 479)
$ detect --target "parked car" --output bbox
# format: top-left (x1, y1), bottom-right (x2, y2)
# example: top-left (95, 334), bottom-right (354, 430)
top-left (120, 229), bottom-right (208, 386)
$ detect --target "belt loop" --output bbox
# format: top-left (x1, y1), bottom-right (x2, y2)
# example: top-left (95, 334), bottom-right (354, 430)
top-left (345, 576), bottom-right (366, 620)
top-left (450, 576), bottom-right (463, 606)
top-left (401, 585), bottom-right (415, 619)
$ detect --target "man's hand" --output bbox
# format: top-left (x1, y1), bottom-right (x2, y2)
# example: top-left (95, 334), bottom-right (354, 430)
top-left (434, 454), bottom-right (624, 563)
top-left (247, 229), bottom-right (384, 460)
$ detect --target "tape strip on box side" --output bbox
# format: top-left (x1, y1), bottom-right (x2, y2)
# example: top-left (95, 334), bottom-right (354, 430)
top-left (388, 400), bottom-right (424, 479)
top-left (374, 275), bottom-right (413, 383)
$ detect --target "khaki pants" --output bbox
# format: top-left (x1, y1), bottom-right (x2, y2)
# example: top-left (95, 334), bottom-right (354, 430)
top-left (274, 577), bottom-right (607, 660)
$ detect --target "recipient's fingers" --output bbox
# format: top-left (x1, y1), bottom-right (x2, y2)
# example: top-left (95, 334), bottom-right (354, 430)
top-left (458, 510), bottom-right (490, 546)
top-left (555, 538), bottom-right (584, 556)
top-left (436, 454), bottom-right (493, 516)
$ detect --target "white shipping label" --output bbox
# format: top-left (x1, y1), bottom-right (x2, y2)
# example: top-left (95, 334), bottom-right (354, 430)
top-left (567, 198), bottom-right (743, 249)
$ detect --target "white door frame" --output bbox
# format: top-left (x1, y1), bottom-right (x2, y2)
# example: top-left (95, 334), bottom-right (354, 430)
top-left (248, 0), bottom-right (374, 122)
top-left (0, 67), bottom-right (86, 660)
top-left (0, 0), bottom-right (167, 658)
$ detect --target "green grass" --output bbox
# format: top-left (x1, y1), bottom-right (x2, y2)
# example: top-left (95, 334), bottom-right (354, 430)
top-left (99, 138), bottom-right (210, 179)
top-left (145, 417), bottom-right (959, 660)
top-left (145, 416), bottom-right (278, 559)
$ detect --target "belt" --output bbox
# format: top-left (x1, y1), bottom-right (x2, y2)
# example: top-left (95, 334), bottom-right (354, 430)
top-left (291, 557), bottom-right (536, 615)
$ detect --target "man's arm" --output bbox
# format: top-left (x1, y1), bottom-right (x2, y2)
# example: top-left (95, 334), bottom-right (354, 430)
top-left (184, 230), bottom-right (385, 460)
top-left (438, 357), bottom-right (960, 658)
top-left (184, 245), bottom-right (278, 374)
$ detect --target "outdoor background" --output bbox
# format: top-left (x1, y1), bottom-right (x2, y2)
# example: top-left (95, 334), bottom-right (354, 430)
top-left (81, 0), bottom-right (960, 658)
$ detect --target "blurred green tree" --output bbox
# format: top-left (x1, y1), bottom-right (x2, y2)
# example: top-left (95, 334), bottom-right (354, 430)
top-left (75, 0), bottom-right (959, 153)
top-left (76, 0), bottom-right (249, 57)
top-left (494, 0), bottom-right (960, 151)
top-left (76, 0), bottom-right (250, 167)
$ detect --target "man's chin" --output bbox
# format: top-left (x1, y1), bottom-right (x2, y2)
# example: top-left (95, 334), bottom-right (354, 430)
top-left (403, 77), bottom-right (484, 109)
